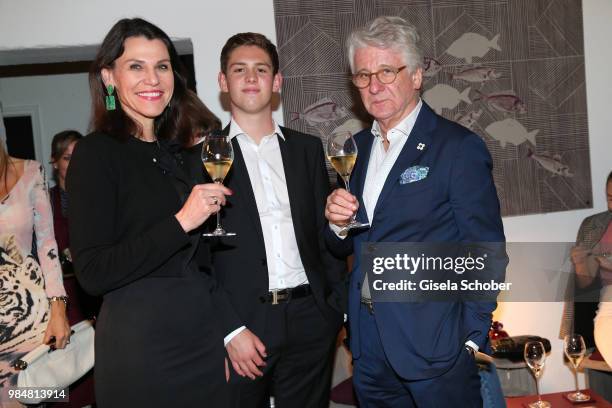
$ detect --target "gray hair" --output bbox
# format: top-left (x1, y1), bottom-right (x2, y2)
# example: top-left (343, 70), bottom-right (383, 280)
top-left (347, 16), bottom-right (424, 74)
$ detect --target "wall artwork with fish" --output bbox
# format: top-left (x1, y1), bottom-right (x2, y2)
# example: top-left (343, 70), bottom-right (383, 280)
top-left (273, 0), bottom-right (591, 217)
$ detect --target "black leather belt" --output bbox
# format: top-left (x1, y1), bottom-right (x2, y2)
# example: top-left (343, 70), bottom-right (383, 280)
top-left (259, 284), bottom-right (312, 305)
top-left (361, 298), bottom-right (374, 314)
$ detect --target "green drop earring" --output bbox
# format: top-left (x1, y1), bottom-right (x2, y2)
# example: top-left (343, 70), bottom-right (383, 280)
top-left (105, 84), bottom-right (116, 111)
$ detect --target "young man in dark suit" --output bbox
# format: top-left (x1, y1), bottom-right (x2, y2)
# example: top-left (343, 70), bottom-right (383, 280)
top-left (211, 32), bottom-right (346, 408)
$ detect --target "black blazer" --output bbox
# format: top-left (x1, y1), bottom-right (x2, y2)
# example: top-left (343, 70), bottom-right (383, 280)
top-left (68, 133), bottom-right (229, 406)
top-left (188, 126), bottom-right (347, 337)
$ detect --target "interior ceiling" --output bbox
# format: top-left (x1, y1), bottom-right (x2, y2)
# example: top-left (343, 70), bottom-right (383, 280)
top-left (0, 38), bottom-right (193, 66)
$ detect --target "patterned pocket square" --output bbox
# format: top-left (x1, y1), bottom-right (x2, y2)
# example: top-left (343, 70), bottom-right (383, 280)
top-left (400, 166), bottom-right (429, 184)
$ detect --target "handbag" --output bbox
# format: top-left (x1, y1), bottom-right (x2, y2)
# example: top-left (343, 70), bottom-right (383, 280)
top-left (14, 319), bottom-right (95, 404)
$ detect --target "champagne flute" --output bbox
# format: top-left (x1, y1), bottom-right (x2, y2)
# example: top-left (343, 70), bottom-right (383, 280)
top-left (524, 341), bottom-right (551, 408)
top-left (564, 334), bottom-right (590, 402)
top-left (201, 133), bottom-right (236, 237)
top-left (326, 131), bottom-right (370, 235)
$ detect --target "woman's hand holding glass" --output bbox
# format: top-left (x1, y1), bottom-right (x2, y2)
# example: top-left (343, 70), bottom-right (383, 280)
top-left (201, 133), bottom-right (236, 236)
top-left (595, 252), bottom-right (612, 270)
top-left (175, 183), bottom-right (232, 233)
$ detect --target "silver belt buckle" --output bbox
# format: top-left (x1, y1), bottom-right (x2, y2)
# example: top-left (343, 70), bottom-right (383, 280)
top-left (271, 289), bottom-right (279, 305)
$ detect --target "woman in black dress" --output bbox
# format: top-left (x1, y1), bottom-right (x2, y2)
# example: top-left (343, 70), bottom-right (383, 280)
top-left (67, 18), bottom-right (230, 407)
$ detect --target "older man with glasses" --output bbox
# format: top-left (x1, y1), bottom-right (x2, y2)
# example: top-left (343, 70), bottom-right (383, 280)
top-left (324, 16), bottom-right (506, 407)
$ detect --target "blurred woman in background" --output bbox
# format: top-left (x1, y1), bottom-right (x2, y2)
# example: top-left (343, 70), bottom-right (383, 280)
top-left (49, 130), bottom-right (101, 320)
top-left (48, 129), bottom-right (99, 408)
top-left (571, 171), bottom-right (612, 366)
top-left (50, 130), bottom-right (82, 270)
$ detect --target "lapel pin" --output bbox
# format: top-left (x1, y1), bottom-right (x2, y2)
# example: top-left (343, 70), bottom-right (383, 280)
top-left (416, 143), bottom-right (426, 151)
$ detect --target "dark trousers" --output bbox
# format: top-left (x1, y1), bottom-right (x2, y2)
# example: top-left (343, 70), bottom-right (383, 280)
top-left (353, 305), bottom-right (482, 408)
top-left (228, 295), bottom-right (340, 408)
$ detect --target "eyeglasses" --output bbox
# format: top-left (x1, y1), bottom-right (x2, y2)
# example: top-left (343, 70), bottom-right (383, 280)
top-left (351, 66), bottom-right (407, 88)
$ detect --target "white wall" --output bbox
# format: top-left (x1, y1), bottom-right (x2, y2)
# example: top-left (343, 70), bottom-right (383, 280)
top-left (1, 0), bottom-right (610, 395)
top-left (0, 74), bottom-right (90, 179)
top-left (494, 0), bottom-right (612, 393)
top-left (0, 0), bottom-right (281, 126)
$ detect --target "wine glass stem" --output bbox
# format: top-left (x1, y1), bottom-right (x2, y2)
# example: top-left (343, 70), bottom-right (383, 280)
top-left (216, 210), bottom-right (222, 230)
top-left (535, 378), bottom-right (542, 403)
top-left (343, 176), bottom-right (357, 223)
top-left (215, 181), bottom-right (223, 231)
top-left (573, 368), bottom-right (580, 394)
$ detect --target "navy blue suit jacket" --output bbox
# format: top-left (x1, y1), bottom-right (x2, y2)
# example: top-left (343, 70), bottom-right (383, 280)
top-left (325, 102), bottom-right (506, 380)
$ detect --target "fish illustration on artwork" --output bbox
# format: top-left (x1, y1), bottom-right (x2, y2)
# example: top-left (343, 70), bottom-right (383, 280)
top-left (423, 84), bottom-right (471, 114)
top-left (485, 118), bottom-right (538, 148)
top-left (423, 57), bottom-right (443, 78)
top-left (527, 150), bottom-right (573, 177)
top-left (454, 109), bottom-right (483, 131)
top-left (446, 33), bottom-right (501, 64)
top-left (452, 67), bottom-right (501, 84)
top-left (331, 118), bottom-right (366, 136)
top-left (474, 90), bottom-right (527, 114)
top-left (290, 97), bottom-right (349, 126)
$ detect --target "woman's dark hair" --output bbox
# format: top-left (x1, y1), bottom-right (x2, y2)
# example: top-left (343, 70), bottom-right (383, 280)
top-left (50, 130), bottom-right (83, 182)
top-left (51, 130), bottom-right (83, 161)
top-left (177, 90), bottom-right (221, 142)
top-left (89, 18), bottom-right (220, 146)
top-left (607, 171), bottom-right (612, 184)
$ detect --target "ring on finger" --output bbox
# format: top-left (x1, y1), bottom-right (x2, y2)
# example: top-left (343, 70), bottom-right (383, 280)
top-left (212, 196), bottom-right (218, 205)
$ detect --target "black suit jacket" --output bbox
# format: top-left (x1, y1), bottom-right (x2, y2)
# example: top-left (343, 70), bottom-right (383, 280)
top-left (194, 125), bottom-right (347, 337)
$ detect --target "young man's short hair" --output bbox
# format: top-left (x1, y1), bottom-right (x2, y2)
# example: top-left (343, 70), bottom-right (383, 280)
top-left (220, 32), bottom-right (280, 75)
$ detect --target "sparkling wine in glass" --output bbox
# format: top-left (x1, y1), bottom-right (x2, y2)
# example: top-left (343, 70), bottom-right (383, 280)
top-left (201, 133), bottom-right (236, 237)
top-left (326, 131), bottom-right (369, 235)
top-left (564, 334), bottom-right (590, 402)
top-left (524, 341), bottom-right (551, 408)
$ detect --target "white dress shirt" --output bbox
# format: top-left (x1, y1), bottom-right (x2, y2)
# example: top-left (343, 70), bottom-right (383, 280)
top-left (362, 99), bottom-right (423, 224)
top-left (224, 119), bottom-right (308, 345)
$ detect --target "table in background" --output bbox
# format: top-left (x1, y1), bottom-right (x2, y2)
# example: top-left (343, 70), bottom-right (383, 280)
top-left (506, 389), bottom-right (612, 407)
top-left (581, 353), bottom-right (612, 403)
